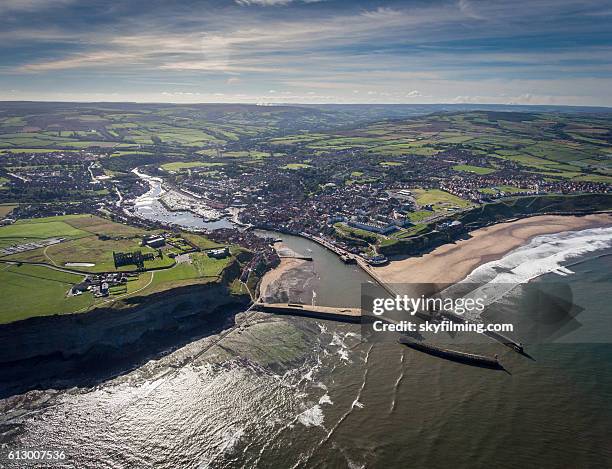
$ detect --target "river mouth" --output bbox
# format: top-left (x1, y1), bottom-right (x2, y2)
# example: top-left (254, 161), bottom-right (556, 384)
top-left (2, 222), bottom-right (612, 468)
top-left (254, 229), bottom-right (372, 308)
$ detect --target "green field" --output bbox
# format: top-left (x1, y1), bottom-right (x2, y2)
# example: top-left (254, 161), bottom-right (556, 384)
top-left (260, 111), bottom-right (612, 186)
top-left (0, 104), bottom-right (344, 153)
top-left (412, 189), bottom-right (473, 212)
top-left (118, 250), bottom-right (237, 298)
top-left (223, 150), bottom-right (271, 159)
top-left (35, 237), bottom-right (174, 272)
top-left (0, 218), bottom-right (89, 249)
top-left (161, 161), bottom-right (225, 171)
top-left (0, 264), bottom-right (94, 324)
top-left (407, 210), bottom-right (435, 222)
top-left (334, 223), bottom-right (381, 244)
top-left (282, 163), bottom-right (312, 170)
top-left (0, 215), bottom-right (147, 268)
top-left (0, 214), bottom-right (239, 323)
top-left (182, 233), bottom-right (225, 250)
top-left (479, 185), bottom-right (530, 195)
top-left (0, 148), bottom-right (79, 154)
top-left (453, 164), bottom-right (496, 175)
top-left (153, 252), bottom-right (231, 283)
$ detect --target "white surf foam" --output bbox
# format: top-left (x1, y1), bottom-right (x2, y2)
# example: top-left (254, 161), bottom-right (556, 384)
top-left (466, 226), bottom-right (612, 284)
top-left (297, 405), bottom-right (325, 428)
top-left (455, 226), bottom-right (612, 320)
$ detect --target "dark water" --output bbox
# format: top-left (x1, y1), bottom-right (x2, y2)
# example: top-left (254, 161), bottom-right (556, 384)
top-left (1, 230), bottom-right (611, 468)
top-left (255, 230), bottom-right (372, 308)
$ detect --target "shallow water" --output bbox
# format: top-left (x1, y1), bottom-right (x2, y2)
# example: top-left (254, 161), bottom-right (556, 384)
top-left (1, 228), bottom-right (611, 468)
top-left (131, 169), bottom-right (235, 230)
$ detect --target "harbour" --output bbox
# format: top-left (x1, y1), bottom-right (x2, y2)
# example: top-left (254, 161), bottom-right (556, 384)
top-left (2, 220), bottom-right (612, 468)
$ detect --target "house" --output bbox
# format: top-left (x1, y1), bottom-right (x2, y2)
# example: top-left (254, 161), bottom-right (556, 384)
top-left (142, 234), bottom-right (166, 248)
top-left (207, 247), bottom-right (230, 259)
top-left (437, 220), bottom-right (463, 231)
top-left (348, 220), bottom-right (398, 235)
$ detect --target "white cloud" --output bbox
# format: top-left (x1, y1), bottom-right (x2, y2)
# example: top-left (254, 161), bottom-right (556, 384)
top-left (235, 0), bottom-right (291, 6)
top-left (360, 7), bottom-right (400, 20)
top-left (235, 0), bottom-right (324, 6)
top-left (457, 0), bottom-right (486, 20)
top-left (3, 0), bottom-right (612, 106)
top-left (0, 0), bottom-right (74, 13)
top-left (16, 51), bottom-right (137, 72)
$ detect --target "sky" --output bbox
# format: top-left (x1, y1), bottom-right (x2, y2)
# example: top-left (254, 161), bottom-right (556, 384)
top-left (1, 0), bottom-right (612, 105)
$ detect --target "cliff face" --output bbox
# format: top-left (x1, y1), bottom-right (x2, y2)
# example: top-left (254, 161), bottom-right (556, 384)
top-left (380, 194), bottom-right (612, 257)
top-left (0, 283), bottom-right (251, 398)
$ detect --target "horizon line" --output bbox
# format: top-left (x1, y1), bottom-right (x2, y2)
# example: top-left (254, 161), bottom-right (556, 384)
top-left (2, 100), bottom-right (612, 110)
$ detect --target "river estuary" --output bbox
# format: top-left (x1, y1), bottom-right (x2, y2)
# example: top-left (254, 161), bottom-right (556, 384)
top-left (1, 175), bottom-right (611, 468)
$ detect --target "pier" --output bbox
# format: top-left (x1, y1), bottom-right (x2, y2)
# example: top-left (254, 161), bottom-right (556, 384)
top-left (398, 337), bottom-right (502, 369)
top-left (254, 302), bottom-right (362, 323)
top-left (298, 232), bottom-right (349, 259)
top-left (278, 254), bottom-right (313, 261)
top-left (439, 310), bottom-right (524, 353)
top-left (261, 230), bottom-right (525, 357)
top-left (254, 304), bottom-right (505, 369)
top-left (357, 258), bottom-right (525, 354)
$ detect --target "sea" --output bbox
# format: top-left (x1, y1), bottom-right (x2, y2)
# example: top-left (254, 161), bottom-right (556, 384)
top-left (1, 181), bottom-right (611, 468)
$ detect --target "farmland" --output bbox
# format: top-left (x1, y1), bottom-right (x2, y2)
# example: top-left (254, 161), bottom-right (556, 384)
top-left (0, 102), bottom-right (610, 278)
top-left (453, 164), bottom-right (496, 175)
top-left (263, 111), bottom-right (612, 184)
top-left (161, 161), bottom-right (225, 172)
top-left (0, 214), bottom-right (242, 323)
top-left (282, 163), bottom-right (312, 170)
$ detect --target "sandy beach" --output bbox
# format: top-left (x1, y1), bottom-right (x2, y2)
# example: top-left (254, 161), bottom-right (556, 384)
top-left (373, 213), bottom-right (612, 285)
top-left (258, 242), bottom-right (306, 299)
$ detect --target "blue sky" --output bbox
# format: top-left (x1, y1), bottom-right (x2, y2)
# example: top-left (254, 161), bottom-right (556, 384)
top-left (1, 0), bottom-right (612, 105)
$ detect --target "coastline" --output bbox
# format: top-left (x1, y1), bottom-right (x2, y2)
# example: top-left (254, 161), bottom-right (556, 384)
top-left (258, 241), bottom-right (306, 299)
top-left (0, 281), bottom-right (251, 398)
top-left (373, 213), bottom-right (612, 285)
top-left (257, 213), bottom-right (612, 297)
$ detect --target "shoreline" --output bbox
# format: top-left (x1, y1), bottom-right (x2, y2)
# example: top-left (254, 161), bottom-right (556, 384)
top-left (258, 241), bottom-right (306, 299)
top-left (373, 213), bottom-right (612, 285)
top-left (257, 213), bottom-right (612, 297)
top-left (0, 281), bottom-right (250, 398)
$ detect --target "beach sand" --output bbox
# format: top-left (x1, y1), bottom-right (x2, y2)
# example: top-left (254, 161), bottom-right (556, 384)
top-left (258, 242), bottom-right (306, 299)
top-left (373, 213), bottom-right (612, 285)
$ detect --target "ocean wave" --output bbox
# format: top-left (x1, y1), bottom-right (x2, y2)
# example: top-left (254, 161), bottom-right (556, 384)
top-left (455, 226), bottom-right (612, 320)
top-left (329, 332), bottom-right (352, 363)
top-left (466, 226), bottom-right (612, 284)
top-left (297, 405), bottom-right (325, 427)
